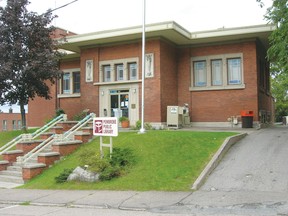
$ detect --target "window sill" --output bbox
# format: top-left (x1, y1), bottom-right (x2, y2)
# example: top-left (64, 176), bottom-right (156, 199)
top-left (58, 93), bottom-right (81, 98)
top-left (189, 84), bottom-right (245, 91)
top-left (93, 80), bottom-right (141, 86)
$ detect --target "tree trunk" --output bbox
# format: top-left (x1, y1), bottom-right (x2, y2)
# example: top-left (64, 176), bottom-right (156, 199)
top-left (20, 103), bottom-right (27, 132)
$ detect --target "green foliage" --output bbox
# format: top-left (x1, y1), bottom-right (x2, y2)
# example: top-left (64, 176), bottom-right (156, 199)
top-left (110, 147), bottom-right (135, 167)
top-left (119, 116), bottom-right (129, 122)
top-left (78, 151), bottom-right (110, 173)
top-left (78, 147), bottom-right (135, 181)
top-left (56, 108), bottom-right (65, 117)
top-left (0, 0), bottom-right (63, 130)
top-left (99, 166), bottom-right (121, 181)
top-left (134, 120), bottom-right (153, 130)
top-left (55, 168), bottom-right (74, 183)
top-left (73, 109), bottom-right (89, 121)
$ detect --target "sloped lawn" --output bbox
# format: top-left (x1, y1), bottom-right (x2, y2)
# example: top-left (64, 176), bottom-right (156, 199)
top-left (20, 130), bottom-right (237, 191)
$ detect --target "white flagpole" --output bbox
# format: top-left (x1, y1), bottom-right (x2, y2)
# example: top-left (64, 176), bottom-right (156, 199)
top-left (139, 0), bottom-right (146, 133)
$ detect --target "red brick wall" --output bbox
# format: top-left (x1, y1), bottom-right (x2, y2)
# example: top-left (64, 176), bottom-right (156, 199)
top-left (159, 41), bottom-right (178, 122)
top-left (0, 113), bottom-right (26, 131)
top-left (27, 82), bottom-right (56, 127)
top-left (182, 41), bottom-right (259, 122)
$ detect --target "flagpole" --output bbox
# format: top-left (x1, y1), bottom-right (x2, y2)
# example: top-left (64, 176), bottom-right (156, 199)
top-left (139, 0), bottom-right (146, 134)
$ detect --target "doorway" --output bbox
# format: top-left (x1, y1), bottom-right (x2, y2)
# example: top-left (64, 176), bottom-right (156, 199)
top-left (110, 89), bottom-right (129, 118)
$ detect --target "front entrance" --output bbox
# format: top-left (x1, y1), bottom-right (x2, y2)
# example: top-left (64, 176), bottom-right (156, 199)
top-left (110, 90), bottom-right (129, 118)
top-left (99, 84), bottom-right (139, 126)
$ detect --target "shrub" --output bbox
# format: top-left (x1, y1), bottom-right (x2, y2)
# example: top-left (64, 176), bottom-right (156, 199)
top-left (56, 108), bottom-right (65, 117)
top-left (110, 147), bottom-right (135, 167)
top-left (78, 151), bottom-right (110, 173)
top-left (55, 168), bottom-right (74, 183)
top-left (134, 120), bottom-right (153, 130)
top-left (73, 109), bottom-right (89, 121)
top-left (99, 166), bottom-right (121, 181)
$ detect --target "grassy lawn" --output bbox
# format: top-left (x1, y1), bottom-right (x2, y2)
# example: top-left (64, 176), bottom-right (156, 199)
top-left (17, 130), bottom-right (237, 191)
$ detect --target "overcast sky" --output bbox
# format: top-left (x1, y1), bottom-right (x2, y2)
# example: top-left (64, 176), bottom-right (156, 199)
top-left (24, 0), bottom-right (273, 33)
top-left (0, 0), bottom-right (273, 112)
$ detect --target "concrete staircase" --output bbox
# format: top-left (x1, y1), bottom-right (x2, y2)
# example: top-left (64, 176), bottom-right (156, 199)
top-left (0, 115), bottom-right (95, 186)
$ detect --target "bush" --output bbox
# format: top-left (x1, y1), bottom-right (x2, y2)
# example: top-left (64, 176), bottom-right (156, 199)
top-left (110, 147), bottom-right (135, 167)
top-left (55, 168), bottom-right (74, 183)
top-left (73, 109), bottom-right (89, 121)
top-left (77, 147), bottom-right (135, 181)
top-left (99, 166), bottom-right (121, 181)
top-left (78, 151), bottom-right (110, 173)
top-left (134, 120), bottom-right (152, 130)
top-left (56, 108), bottom-right (65, 117)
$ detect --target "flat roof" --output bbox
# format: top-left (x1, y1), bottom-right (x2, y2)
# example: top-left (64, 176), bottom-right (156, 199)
top-left (58, 21), bottom-right (275, 56)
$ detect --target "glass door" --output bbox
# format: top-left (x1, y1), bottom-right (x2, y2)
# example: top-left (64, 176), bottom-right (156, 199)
top-left (110, 90), bottom-right (129, 118)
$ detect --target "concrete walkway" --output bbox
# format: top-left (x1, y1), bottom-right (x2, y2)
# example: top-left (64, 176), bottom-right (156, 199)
top-left (0, 126), bottom-right (287, 215)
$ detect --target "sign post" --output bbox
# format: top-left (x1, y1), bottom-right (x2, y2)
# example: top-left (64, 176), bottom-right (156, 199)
top-left (93, 117), bottom-right (118, 158)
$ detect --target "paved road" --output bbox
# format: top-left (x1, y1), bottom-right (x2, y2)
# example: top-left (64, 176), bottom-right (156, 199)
top-left (0, 126), bottom-right (287, 215)
top-left (201, 126), bottom-right (288, 192)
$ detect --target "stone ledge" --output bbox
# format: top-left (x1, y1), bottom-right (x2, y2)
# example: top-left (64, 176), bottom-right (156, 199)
top-left (22, 163), bottom-right (46, 169)
top-left (53, 140), bottom-right (83, 145)
top-left (0, 160), bottom-right (9, 165)
top-left (2, 150), bottom-right (23, 155)
top-left (38, 152), bottom-right (60, 157)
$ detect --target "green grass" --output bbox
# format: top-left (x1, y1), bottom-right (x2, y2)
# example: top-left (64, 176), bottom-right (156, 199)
top-left (0, 129), bottom-right (38, 147)
top-left (18, 130), bottom-right (237, 191)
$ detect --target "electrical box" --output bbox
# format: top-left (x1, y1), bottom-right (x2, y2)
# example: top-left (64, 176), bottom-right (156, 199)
top-left (167, 106), bottom-right (183, 129)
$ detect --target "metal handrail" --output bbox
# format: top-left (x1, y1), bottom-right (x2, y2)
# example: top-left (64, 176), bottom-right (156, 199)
top-left (18, 113), bottom-right (95, 164)
top-left (0, 114), bottom-right (67, 155)
top-left (63, 113), bottom-right (95, 140)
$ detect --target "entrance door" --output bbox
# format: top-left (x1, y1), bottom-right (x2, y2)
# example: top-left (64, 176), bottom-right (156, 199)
top-left (110, 90), bottom-right (129, 118)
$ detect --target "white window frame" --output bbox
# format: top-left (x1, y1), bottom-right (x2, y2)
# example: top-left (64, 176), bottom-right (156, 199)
top-left (190, 53), bottom-right (245, 91)
top-left (58, 68), bottom-right (81, 98)
top-left (103, 65), bottom-right (111, 82)
top-left (129, 62), bottom-right (138, 80)
top-left (116, 64), bottom-right (124, 81)
top-left (99, 57), bottom-right (139, 84)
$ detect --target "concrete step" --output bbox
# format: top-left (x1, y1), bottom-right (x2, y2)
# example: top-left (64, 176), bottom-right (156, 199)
top-left (0, 170), bottom-right (22, 177)
top-left (0, 174), bottom-right (24, 184)
top-left (7, 165), bottom-right (22, 172)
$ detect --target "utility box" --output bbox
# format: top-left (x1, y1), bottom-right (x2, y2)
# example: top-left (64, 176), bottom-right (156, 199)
top-left (167, 106), bottom-right (183, 129)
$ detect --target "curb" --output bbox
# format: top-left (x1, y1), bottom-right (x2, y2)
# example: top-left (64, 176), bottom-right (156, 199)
top-left (191, 133), bottom-right (247, 190)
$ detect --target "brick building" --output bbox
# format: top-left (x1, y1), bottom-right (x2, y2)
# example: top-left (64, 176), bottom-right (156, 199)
top-left (27, 21), bottom-right (274, 128)
top-left (0, 109), bottom-right (23, 131)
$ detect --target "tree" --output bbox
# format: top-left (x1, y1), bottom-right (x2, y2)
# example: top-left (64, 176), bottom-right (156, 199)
top-left (257, 0), bottom-right (288, 121)
top-left (0, 0), bottom-right (62, 131)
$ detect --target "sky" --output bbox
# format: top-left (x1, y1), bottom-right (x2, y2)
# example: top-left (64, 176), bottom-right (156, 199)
top-left (1, 0), bottom-right (273, 34)
top-left (0, 0), bottom-right (273, 112)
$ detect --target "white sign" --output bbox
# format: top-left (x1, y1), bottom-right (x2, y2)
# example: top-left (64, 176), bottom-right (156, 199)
top-left (93, 117), bottom-right (118, 137)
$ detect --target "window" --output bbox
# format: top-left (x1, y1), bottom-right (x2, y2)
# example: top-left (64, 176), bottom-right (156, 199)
top-left (227, 58), bottom-right (241, 85)
top-left (2, 120), bottom-right (7, 131)
top-left (211, 59), bottom-right (223, 86)
top-left (61, 69), bottom-right (80, 94)
top-left (129, 63), bottom-right (137, 80)
top-left (99, 58), bottom-right (139, 83)
top-left (12, 120), bottom-right (16, 130)
top-left (73, 72), bottom-right (80, 93)
top-left (18, 120), bottom-right (21, 129)
top-left (103, 65), bottom-right (111, 82)
top-left (194, 61), bottom-right (207, 87)
top-left (190, 53), bottom-right (244, 91)
top-left (62, 73), bottom-right (70, 94)
top-left (116, 64), bottom-right (124, 81)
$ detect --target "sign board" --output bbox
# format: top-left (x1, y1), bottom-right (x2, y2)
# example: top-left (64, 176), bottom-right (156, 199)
top-left (93, 117), bottom-right (118, 137)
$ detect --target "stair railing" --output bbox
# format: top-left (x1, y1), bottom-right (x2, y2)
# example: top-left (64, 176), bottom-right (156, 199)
top-left (0, 114), bottom-right (67, 155)
top-left (17, 113), bottom-right (96, 164)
